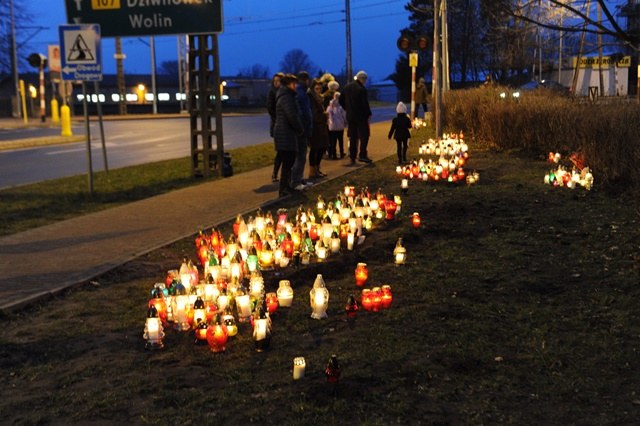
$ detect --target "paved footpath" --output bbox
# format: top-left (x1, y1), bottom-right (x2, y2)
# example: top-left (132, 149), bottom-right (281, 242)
top-left (0, 121), bottom-right (397, 313)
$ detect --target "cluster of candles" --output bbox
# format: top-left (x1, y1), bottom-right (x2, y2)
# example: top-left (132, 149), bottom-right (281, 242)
top-left (544, 152), bottom-right (594, 190)
top-left (396, 133), bottom-right (479, 185)
top-left (144, 186), bottom-right (409, 354)
top-left (412, 117), bottom-right (429, 129)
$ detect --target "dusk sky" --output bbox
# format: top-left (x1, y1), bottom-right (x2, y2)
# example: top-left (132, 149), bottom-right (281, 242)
top-left (26, 0), bottom-right (412, 82)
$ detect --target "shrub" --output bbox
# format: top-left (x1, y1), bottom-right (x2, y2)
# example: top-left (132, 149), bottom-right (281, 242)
top-left (441, 87), bottom-right (640, 191)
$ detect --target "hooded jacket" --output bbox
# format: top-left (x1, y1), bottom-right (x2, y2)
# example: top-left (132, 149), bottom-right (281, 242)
top-left (273, 85), bottom-right (304, 151)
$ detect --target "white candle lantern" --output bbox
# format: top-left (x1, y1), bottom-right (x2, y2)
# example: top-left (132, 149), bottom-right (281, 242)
top-left (143, 306), bottom-right (165, 350)
top-left (293, 357), bottom-right (306, 380)
top-left (393, 238), bottom-right (407, 265)
top-left (236, 293), bottom-right (252, 322)
top-left (276, 280), bottom-right (294, 307)
top-left (330, 232), bottom-right (341, 254)
top-left (309, 274), bottom-right (329, 319)
top-left (172, 290), bottom-right (191, 331)
top-left (347, 232), bottom-right (355, 251)
top-left (249, 273), bottom-right (265, 299)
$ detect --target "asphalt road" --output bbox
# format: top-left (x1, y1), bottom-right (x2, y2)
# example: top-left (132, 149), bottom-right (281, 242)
top-left (0, 106), bottom-right (396, 189)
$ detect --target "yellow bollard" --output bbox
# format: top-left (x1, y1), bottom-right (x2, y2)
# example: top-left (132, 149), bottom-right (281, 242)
top-left (51, 98), bottom-right (60, 124)
top-left (19, 80), bottom-right (28, 124)
top-left (60, 104), bottom-right (72, 137)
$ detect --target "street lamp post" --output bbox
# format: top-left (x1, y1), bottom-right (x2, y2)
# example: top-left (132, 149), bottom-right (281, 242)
top-left (10, 0), bottom-right (21, 118)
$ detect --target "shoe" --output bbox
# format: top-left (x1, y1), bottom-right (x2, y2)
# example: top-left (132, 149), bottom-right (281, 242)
top-left (293, 184), bottom-right (307, 191)
top-left (358, 157), bottom-right (372, 163)
top-left (272, 175), bottom-right (279, 183)
top-left (317, 170), bottom-right (327, 177)
top-left (340, 153), bottom-right (345, 159)
top-left (279, 189), bottom-right (293, 197)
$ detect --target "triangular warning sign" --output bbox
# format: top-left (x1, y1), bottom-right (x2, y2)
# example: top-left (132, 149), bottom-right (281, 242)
top-left (67, 34), bottom-right (94, 62)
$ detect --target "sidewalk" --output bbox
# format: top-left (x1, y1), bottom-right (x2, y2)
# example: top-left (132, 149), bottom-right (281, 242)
top-left (0, 121), bottom-right (397, 314)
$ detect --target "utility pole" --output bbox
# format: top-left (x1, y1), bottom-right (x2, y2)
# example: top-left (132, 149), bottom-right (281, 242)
top-left (433, 0), bottom-right (442, 138)
top-left (10, 0), bottom-right (21, 118)
top-left (345, 0), bottom-right (353, 80)
top-left (115, 37), bottom-right (127, 115)
top-left (150, 37), bottom-right (157, 114)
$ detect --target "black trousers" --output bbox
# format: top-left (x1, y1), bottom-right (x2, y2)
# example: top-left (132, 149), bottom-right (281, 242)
top-left (347, 120), bottom-right (370, 160)
top-left (278, 150), bottom-right (296, 193)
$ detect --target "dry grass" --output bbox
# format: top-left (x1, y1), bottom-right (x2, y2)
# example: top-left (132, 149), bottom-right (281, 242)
top-left (443, 87), bottom-right (640, 192)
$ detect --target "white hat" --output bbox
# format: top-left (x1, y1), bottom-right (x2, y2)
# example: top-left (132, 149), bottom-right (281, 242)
top-left (355, 70), bottom-right (368, 81)
top-left (396, 102), bottom-right (407, 114)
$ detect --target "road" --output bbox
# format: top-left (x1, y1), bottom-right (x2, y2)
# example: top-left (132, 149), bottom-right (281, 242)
top-left (0, 106), bottom-right (396, 189)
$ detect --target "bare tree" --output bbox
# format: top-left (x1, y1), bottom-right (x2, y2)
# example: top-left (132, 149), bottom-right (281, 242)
top-left (237, 64), bottom-right (270, 78)
top-left (0, 0), bottom-right (33, 76)
top-left (279, 49), bottom-right (318, 76)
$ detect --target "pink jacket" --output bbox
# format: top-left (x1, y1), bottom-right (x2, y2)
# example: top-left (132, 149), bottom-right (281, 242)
top-left (326, 94), bottom-right (347, 131)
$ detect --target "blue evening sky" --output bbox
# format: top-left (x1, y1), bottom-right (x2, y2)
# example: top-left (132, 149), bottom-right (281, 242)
top-left (25, 0), bottom-right (412, 82)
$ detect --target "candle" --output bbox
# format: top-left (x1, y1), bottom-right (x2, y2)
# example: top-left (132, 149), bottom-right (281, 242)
top-left (293, 357), bottom-right (306, 380)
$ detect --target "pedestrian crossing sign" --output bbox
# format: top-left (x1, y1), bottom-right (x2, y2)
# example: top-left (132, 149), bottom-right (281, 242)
top-left (59, 24), bottom-right (102, 81)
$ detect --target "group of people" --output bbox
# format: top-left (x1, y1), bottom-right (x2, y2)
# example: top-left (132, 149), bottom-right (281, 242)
top-left (267, 70), bottom-right (374, 197)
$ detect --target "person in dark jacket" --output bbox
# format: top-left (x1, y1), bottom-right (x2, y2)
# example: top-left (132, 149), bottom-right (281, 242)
top-left (388, 102), bottom-right (412, 164)
top-left (273, 74), bottom-right (304, 197)
top-left (307, 78), bottom-right (330, 179)
top-left (339, 70), bottom-right (372, 165)
top-left (291, 71), bottom-right (313, 191)
top-left (267, 72), bottom-right (284, 182)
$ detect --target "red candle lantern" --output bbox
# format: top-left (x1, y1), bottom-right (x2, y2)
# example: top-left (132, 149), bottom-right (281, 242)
top-left (381, 285), bottom-right (393, 309)
top-left (206, 315), bottom-right (229, 353)
top-left (325, 355), bottom-right (341, 383)
top-left (281, 233), bottom-right (294, 258)
top-left (265, 292), bottom-right (279, 314)
top-left (384, 199), bottom-right (398, 220)
top-left (205, 301), bottom-right (217, 323)
top-left (354, 262), bottom-right (369, 287)
top-left (345, 295), bottom-right (359, 319)
top-left (456, 167), bottom-right (465, 181)
top-left (411, 212), bottom-right (421, 228)
top-left (309, 223), bottom-right (319, 241)
top-left (361, 289), bottom-right (373, 311)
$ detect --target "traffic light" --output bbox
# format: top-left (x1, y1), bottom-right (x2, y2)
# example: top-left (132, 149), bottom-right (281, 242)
top-left (27, 53), bottom-right (47, 69)
top-left (397, 34), bottom-right (414, 53)
top-left (417, 35), bottom-right (430, 51)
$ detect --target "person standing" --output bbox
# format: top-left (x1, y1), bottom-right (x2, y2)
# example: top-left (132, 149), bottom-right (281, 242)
top-left (307, 78), bottom-right (329, 179)
top-left (387, 102), bottom-right (413, 164)
top-left (267, 72), bottom-right (284, 182)
top-left (340, 70), bottom-right (372, 165)
top-left (415, 77), bottom-right (429, 118)
top-left (273, 74), bottom-right (304, 197)
top-left (326, 91), bottom-right (346, 159)
top-left (291, 71), bottom-right (313, 191)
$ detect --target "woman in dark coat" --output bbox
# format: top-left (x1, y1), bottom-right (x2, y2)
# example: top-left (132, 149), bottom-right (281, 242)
top-left (267, 72), bottom-right (284, 182)
top-left (307, 79), bottom-right (330, 179)
top-left (274, 74), bottom-right (304, 197)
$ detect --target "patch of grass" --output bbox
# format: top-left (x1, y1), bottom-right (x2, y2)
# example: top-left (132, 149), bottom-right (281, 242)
top-left (0, 142), bottom-right (276, 236)
top-left (1, 134), bottom-right (638, 424)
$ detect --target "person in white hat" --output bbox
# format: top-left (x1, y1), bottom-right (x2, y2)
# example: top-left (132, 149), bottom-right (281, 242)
top-left (388, 101), bottom-right (412, 164)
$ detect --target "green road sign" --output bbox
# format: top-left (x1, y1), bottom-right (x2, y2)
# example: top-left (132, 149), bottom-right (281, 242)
top-left (65, 0), bottom-right (223, 38)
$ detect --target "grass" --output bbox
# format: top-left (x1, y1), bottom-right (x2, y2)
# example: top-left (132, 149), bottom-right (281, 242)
top-left (1, 129), bottom-right (639, 424)
top-left (0, 142), bottom-right (276, 236)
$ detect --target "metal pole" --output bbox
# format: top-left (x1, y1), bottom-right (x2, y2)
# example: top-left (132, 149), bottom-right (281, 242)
top-left (82, 82), bottom-right (94, 195)
top-left (410, 55), bottom-right (416, 121)
top-left (9, 0), bottom-right (21, 118)
top-left (150, 37), bottom-right (157, 114)
top-left (115, 37), bottom-right (127, 115)
top-left (39, 61), bottom-right (46, 122)
top-left (94, 81), bottom-right (109, 173)
top-left (345, 0), bottom-right (353, 80)
top-left (433, 0), bottom-right (442, 138)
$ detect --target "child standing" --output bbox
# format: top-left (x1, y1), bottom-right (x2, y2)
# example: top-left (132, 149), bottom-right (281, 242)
top-left (388, 102), bottom-right (413, 164)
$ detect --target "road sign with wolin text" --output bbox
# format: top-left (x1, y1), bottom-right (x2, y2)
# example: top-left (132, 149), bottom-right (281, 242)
top-left (59, 24), bottom-right (102, 81)
top-left (64, 0), bottom-right (223, 37)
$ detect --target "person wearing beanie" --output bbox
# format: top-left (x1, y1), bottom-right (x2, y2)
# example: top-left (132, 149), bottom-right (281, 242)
top-left (388, 101), bottom-right (413, 164)
top-left (326, 91), bottom-right (347, 160)
top-left (339, 70), bottom-right (373, 165)
top-left (291, 70), bottom-right (314, 191)
top-left (415, 77), bottom-right (430, 117)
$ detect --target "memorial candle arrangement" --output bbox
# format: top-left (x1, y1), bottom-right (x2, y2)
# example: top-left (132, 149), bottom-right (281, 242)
top-left (544, 151), bottom-right (594, 190)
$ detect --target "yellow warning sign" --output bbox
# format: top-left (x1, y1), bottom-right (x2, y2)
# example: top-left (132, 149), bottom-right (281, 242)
top-left (91, 0), bottom-right (121, 10)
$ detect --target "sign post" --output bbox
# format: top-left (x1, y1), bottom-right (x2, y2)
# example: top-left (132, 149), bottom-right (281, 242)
top-left (59, 23), bottom-right (103, 195)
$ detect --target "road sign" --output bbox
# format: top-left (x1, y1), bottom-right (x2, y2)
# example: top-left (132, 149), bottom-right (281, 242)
top-left (59, 24), bottom-right (102, 81)
top-left (64, 0), bottom-right (223, 37)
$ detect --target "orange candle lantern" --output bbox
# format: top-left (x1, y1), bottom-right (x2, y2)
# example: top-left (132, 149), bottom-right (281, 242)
top-left (194, 320), bottom-right (209, 345)
top-left (206, 314), bottom-right (228, 353)
top-left (143, 305), bottom-right (165, 350)
top-left (148, 288), bottom-right (168, 325)
top-left (411, 212), bottom-right (421, 228)
top-left (361, 289), bottom-right (373, 311)
top-left (370, 287), bottom-right (383, 312)
top-left (381, 285), bottom-right (393, 309)
top-left (354, 262), bottom-right (369, 287)
top-left (192, 296), bottom-right (206, 327)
